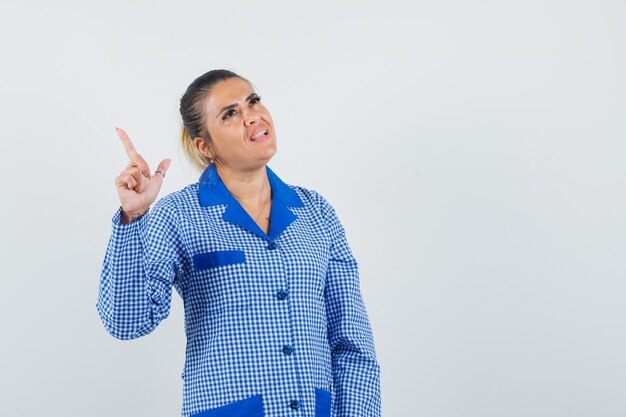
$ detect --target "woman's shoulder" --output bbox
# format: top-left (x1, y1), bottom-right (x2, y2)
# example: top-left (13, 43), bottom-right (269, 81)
top-left (289, 184), bottom-right (336, 217)
top-left (290, 184), bottom-right (321, 204)
top-left (289, 184), bottom-right (346, 239)
top-left (151, 183), bottom-right (199, 213)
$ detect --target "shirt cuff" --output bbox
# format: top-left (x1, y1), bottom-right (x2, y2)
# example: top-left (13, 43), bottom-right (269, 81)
top-left (111, 207), bottom-right (149, 230)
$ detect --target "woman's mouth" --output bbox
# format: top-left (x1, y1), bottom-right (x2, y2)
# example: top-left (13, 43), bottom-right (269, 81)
top-left (250, 129), bottom-right (269, 142)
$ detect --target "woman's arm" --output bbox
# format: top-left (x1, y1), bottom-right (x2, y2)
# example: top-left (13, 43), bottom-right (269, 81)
top-left (318, 194), bottom-right (382, 417)
top-left (96, 198), bottom-right (185, 340)
top-left (96, 127), bottom-right (181, 340)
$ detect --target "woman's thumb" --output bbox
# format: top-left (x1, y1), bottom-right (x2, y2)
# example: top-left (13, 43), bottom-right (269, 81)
top-left (153, 159), bottom-right (172, 179)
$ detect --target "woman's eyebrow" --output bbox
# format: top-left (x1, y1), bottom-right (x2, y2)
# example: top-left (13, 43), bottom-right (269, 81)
top-left (216, 93), bottom-right (258, 119)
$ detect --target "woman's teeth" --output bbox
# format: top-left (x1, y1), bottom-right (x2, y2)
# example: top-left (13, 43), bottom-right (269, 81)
top-left (252, 130), bottom-right (268, 140)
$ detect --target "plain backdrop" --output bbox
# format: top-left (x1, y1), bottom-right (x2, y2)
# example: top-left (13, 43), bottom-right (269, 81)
top-left (0, 1), bottom-right (625, 416)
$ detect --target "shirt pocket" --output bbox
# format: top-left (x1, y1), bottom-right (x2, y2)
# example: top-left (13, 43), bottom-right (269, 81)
top-left (190, 394), bottom-right (263, 417)
top-left (191, 250), bottom-right (252, 313)
top-left (315, 387), bottom-right (332, 417)
top-left (193, 250), bottom-right (246, 270)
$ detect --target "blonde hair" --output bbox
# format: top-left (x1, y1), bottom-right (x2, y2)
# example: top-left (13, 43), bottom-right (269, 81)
top-left (180, 126), bottom-right (213, 172)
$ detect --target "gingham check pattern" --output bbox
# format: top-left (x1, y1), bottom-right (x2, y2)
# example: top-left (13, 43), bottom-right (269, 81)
top-left (96, 164), bottom-right (381, 417)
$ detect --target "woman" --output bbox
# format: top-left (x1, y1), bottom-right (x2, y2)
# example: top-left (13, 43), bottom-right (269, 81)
top-left (96, 69), bottom-right (381, 417)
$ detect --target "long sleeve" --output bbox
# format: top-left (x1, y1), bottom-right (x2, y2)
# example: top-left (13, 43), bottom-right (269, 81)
top-left (96, 197), bottom-right (186, 340)
top-left (319, 196), bottom-right (382, 417)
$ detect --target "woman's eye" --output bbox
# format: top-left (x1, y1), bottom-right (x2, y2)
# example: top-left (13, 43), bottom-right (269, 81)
top-left (223, 109), bottom-right (237, 120)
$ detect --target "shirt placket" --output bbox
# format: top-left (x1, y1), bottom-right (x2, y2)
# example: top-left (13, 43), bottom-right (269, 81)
top-left (265, 236), bottom-right (307, 414)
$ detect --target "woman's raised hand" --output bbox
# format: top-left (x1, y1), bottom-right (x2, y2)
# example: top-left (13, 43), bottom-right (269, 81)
top-left (114, 127), bottom-right (171, 223)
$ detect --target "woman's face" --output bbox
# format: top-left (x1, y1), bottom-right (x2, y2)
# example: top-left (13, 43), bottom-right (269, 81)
top-left (198, 77), bottom-right (277, 171)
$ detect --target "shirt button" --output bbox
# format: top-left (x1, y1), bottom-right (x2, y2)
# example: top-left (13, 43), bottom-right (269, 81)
top-left (267, 242), bottom-right (278, 250)
top-left (282, 345), bottom-right (294, 355)
top-left (290, 400), bottom-right (301, 410)
top-left (276, 290), bottom-right (288, 300)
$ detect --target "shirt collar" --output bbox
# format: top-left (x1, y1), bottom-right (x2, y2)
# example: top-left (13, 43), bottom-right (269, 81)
top-left (198, 164), bottom-right (304, 208)
top-left (197, 164), bottom-right (304, 241)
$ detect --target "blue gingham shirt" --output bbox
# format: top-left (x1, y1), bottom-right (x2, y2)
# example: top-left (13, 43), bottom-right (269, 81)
top-left (96, 164), bottom-right (381, 417)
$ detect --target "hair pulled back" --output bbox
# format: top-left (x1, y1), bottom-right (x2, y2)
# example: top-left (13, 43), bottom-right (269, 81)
top-left (179, 69), bottom-right (250, 171)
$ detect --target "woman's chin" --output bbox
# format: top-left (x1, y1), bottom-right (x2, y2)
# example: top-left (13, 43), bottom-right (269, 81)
top-left (259, 142), bottom-right (278, 161)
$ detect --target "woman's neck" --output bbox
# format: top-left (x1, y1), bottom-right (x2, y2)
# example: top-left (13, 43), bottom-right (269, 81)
top-left (216, 163), bottom-right (270, 203)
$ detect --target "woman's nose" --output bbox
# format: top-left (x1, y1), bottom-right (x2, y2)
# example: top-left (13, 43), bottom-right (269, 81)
top-left (243, 109), bottom-right (260, 126)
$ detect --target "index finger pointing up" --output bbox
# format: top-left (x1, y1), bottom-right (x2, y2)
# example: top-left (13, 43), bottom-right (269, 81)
top-left (116, 127), bottom-right (152, 179)
top-left (116, 127), bottom-right (139, 159)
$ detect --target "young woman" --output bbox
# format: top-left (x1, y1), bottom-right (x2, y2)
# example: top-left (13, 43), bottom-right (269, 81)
top-left (96, 69), bottom-right (381, 417)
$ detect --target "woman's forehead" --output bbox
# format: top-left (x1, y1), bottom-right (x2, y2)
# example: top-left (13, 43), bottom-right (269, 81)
top-left (205, 78), bottom-right (254, 114)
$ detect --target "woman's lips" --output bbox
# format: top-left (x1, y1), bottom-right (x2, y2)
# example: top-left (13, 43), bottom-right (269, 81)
top-left (250, 129), bottom-right (269, 142)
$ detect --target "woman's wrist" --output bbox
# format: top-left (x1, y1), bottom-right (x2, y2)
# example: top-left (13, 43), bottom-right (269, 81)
top-left (120, 207), bottom-right (149, 224)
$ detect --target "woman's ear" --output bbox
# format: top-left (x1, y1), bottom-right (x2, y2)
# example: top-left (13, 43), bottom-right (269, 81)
top-left (194, 137), bottom-right (212, 158)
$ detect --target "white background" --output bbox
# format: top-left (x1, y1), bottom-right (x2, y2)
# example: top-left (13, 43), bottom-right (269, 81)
top-left (1, 1), bottom-right (625, 416)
